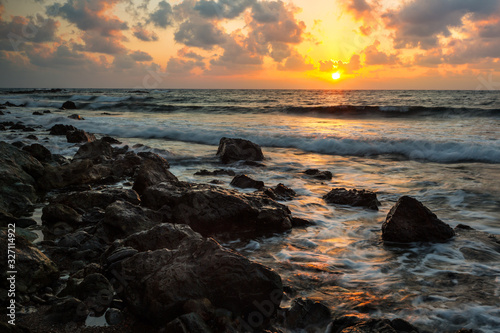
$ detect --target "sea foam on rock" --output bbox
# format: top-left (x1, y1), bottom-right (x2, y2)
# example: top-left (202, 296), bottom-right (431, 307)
top-left (382, 196), bottom-right (455, 243)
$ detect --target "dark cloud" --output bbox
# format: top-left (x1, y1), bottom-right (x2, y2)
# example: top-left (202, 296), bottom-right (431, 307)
top-left (178, 47), bottom-right (204, 61)
top-left (364, 41), bottom-right (398, 65)
top-left (130, 50), bottom-right (153, 62)
top-left (194, 0), bottom-right (255, 19)
top-left (47, 0), bottom-right (128, 36)
top-left (210, 33), bottom-right (263, 68)
top-left (133, 24), bottom-right (159, 42)
top-left (320, 55), bottom-right (362, 74)
top-left (166, 57), bottom-right (205, 74)
top-left (149, 0), bottom-right (173, 28)
top-left (347, 0), bottom-right (371, 19)
top-left (82, 31), bottom-right (127, 54)
top-left (26, 43), bottom-right (88, 68)
top-left (174, 20), bottom-right (226, 49)
top-left (383, 0), bottom-right (500, 49)
top-left (0, 14), bottom-right (59, 51)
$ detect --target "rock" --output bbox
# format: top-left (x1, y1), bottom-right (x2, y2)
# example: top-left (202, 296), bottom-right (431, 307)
top-left (11, 141), bottom-right (24, 148)
top-left (62, 101), bottom-right (77, 109)
top-left (304, 169), bottom-right (333, 180)
top-left (22, 126), bottom-right (36, 132)
top-left (165, 312), bottom-right (213, 333)
top-left (52, 188), bottom-right (140, 211)
top-left (25, 134), bottom-right (38, 140)
top-left (194, 169), bottom-right (236, 176)
top-left (73, 139), bottom-right (113, 161)
top-left (323, 188), bottom-right (380, 210)
top-left (111, 151), bottom-right (142, 177)
top-left (285, 298), bottom-right (331, 330)
top-left (105, 308), bottom-right (124, 326)
top-left (216, 137), bottom-right (264, 164)
top-left (0, 230), bottom-right (59, 294)
top-left (49, 124), bottom-right (77, 135)
top-left (109, 225), bottom-right (283, 325)
top-left (66, 129), bottom-right (96, 143)
top-left (45, 297), bottom-right (88, 323)
top-left (10, 123), bottom-right (26, 130)
top-left (61, 273), bottom-right (113, 313)
top-left (68, 114), bottom-right (84, 120)
top-left (42, 203), bottom-right (82, 226)
top-left (44, 110), bottom-right (51, 114)
top-left (16, 217), bottom-right (38, 228)
top-left (230, 174), bottom-right (265, 189)
top-left (142, 182), bottom-right (293, 238)
top-left (101, 136), bottom-right (122, 144)
top-left (33, 111), bottom-right (43, 116)
top-left (103, 200), bottom-right (162, 238)
top-left (38, 159), bottom-right (112, 190)
top-left (291, 217), bottom-right (314, 227)
top-left (132, 153), bottom-right (178, 195)
top-left (0, 125), bottom-right (5, 131)
top-left (22, 143), bottom-right (52, 163)
top-left (265, 183), bottom-right (296, 201)
top-left (327, 318), bottom-right (419, 333)
top-left (382, 196), bottom-right (455, 243)
top-left (0, 142), bottom-right (44, 216)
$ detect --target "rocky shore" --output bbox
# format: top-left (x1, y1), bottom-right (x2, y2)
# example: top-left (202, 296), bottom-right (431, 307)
top-left (0, 107), bottom-right (492, 333)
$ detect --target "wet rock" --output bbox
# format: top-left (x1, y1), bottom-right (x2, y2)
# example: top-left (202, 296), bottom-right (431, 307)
top-left (49, 124), bottom-right (77, 135)
top-left (11, 141), bottom-right (24, 148)
top-left (42, 203), bottom-right (82, 226)
top-left (265, 183), bottom-right (296, 201)
top-left (304, 169), bottom-right (333, 180)
top-left (291, 217), bottom-right (314, 227)
top-left (38, 159), bottom-right (112, 190)
top-left (105, 308), bottom-right (124, 326)
top-left (22, 143), bottom-right (52, 163)
top-left (111, 151), bottom-right (142, 177)
top-left (68, 114), bottom-right (84, 120)
top-left (110, 225), bottom-right (283, 325)
top-left (103, 200), bottom-right (162, 238)
top-left (0, 231), bottom-right (59, 294)
top-left (25, 134), bottom-right (38, 140)
top-left (323, 188), bottom-right (380, 210)
top-left (195, 169), bottom-right (236, 176)
top-left (66, 129), bottom-right (96, 143)
top-left (165, 312), bottom-right (213, 333)
top-left (10, 123), bottom-right (26, 130)
top-left (0, 142), bottom-right (44, 216)
top-left (0, 124), bottom-right (5, 131)
top-left (285, 298), bottom-right (331, 330)
top-left (132, 153), bottom-right (178, 195)
top-left (382, 196), bottom-right (455, 243)
top-left (22, 126), bottom-right (36, 132)
top-left (16, 217), bottom-right (38, 228)
top-left (61, 101), bottom-right (77, 110)
top-left (216, 137), bottom-right (264, 164)
top-left (142, 182), bottom-right (293, 238)
top-left (327, 318), bottom-right (419, 333)
top-left (33, 111), bottom-right (43, 116)
top-left (45, 297), bottom-right (88, 323)
top-left (73, 139), bottom-right (113, 161)
top-left (101, 136), bottom-right (122, 144)
top-left (230, 174), bottom-right (265, 189)
top-left (52, 188), bottom-right (140, 211)
top-left (61, 273), bottom-right (113, 313)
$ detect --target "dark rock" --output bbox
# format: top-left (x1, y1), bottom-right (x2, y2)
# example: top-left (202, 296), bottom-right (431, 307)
top-left (304, 169), bottom-right (333, 180)
top-left (0, 230), bottom-right (59, 293)
top-left (132, 153), bottom-right (178, 195)
top-left (142, 182), bottom-right (293, 238)
top-left (331, 318), bottom-right (416, 333)
top-left (0, 125), bottom-right (5, 131)
top-left (45, 297), bottom-right (88, 323)
top-left (216, 137), bottom-right (264, 164)
top-left (194, 169), bottom-right (236, 176)
top-left (66, 129), bottom-right (96, 143)
top-left (382, 196), bottom-right (455, 243)
top-left (62, 273), bottom-right (113, 313)
top-left (16, 218), bottom-right (37, 228)
top-left (285, 298), bottom-right (331, 330)
top-left (10, 123), bottom-right (26, 130)
top-left (44, 110), bottom-right (51, 114)
top-left (103, 200), bottom-right (162, 238)
top-left (68, 114), bottom-right (84, 120)
top-left (105, 308), bottom-right (124, 326)
top-left (165, 312), bottom-right (213, 333)
top-left (230, 174), bottom-right (265, 189)
top-left (49, 124), bottom-right (77, 135)
top-left (52, 188), bottom-right (140, 211)
top-left (390, 318), bottom-right (419, 332)
top-left (62, 101), bottom-right (77, 110)
top-left (25, 134), bottom-right (38, 140)
top-left (111, 151), bottom-right (142, 177)
top-left (22, 126), bottom-right (36, 132)
top-left (323, 188), bottom-right (380, 210)
top-left (291, 217), bottom-right (314, 227)
top-left (22, 143), bottom-right (52, 163)
top-left (42, 203), bottom-right (82, 226)
top-left (110, 225), bottom-right (283, 325)
top-left (101, 136), bottom-right (122, 144)
top-left (38, 159), bottom-right (112, 190)
top-left (73, 139), bottom-right (113, 161)
top-left (455, 224), bottom-right (474, 230)
top-left (265, 183), bottom-right (296, 201)
top-left (33, 111), bottom-right (44, 116)
top-left (11, 141), bottom-right (24, 148)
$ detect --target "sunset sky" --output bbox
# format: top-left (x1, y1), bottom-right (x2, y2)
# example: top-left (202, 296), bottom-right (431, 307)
top-left (0, 0), bottom-right (499, 89)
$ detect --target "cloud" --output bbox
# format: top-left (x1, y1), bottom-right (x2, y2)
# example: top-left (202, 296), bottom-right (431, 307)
top-left (277, 49), bottom-right (313, 71)
top-left (166, 57), bottom-right (205, 74)
top-left (321, 55), bottom-right (362, 74)
top-left (177, 47), bottom-right (204, 61)
top-left (130, 50), bottom-right (153, 62)
top-left (133, 24), bottom-right (158, 42)
top-left (194, 0), bottom-right (255, 19)
top-left (149, 0), bottom-right (173, 28)
top-left (174, 20), bottom-right (226, 49)
top-left (363, 41), bottom-right (398, 65)
top-left (0, 14), bottom-right (59, 50)
top-left (319, 60), bottom-right (334, 72)
top-left (383, 0), bottom-right (500, 49)
top-left (82, 31), bottom-right (126, 54)
top-left (25, 43), bottom-right (88, 68)
top-left (346, 0), bottom-right (372, 20)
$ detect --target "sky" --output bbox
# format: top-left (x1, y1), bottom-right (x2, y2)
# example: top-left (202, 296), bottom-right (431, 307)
top-left (0, 0), bottom-right (499, 89)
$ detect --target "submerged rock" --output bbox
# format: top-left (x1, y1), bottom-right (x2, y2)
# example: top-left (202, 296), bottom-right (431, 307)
top-left (230, 174), bottom-right (265, 189)
top-left (61, 101), bottom-right (77, 110)
top-left (216, 137), bottom-right (264, 164)
top-left (323, 188), bottom-right (380, 210)
top-left (194, 169), bottom-right (236, 176)
top-left (382, 196), bottom-right (455, 243)
top-left (285, 298), bottom-right (331, 330)
top-left (68, 114), bottom-right (84, 120)
top-left (304, 169), bottom-right (333, 180)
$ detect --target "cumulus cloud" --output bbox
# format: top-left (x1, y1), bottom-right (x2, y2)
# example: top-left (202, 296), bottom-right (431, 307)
top-left (174, 20), bottom-right (226, 49)
top-left (383, 0), bottom-right (500, 49)
top-left (364, 41), bottom-right (398, 65)
top-left (0, 14), bottom-right (59, 50)
top-left (320, 55), bottom-right (362, 74)
top-left (194, 0), bottom-right (255, 19)
top-left (149, 0), bottom-right (173, 28)
top-left (167, 57), bottom-right (205, 74)
top-left (26, 43), bottom-right (88, 68)
top-left (133, 24), bottom-right (159, 41)
top-left (82, 31), bottom-right (126, 54)
top-left (347, 0), bottom-right (372, 19)
top-left (130, 50), bottom-right (153, 62)
top-left (277, 49), bottom-right (313, 71)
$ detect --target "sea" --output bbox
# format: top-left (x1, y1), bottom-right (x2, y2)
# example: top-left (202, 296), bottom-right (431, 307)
top-left (1, 89), bottom-right (499, 332)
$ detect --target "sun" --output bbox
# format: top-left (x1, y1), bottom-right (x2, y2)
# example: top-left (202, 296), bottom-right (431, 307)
top-left (332, 72), bottom-right (341, 80)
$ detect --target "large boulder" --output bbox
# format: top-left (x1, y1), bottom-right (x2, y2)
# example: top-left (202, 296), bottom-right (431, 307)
top-left (66, 129), bottom-right (96, 143)
top-left (0, 142), bottom-right (44, 216)
top-left (264, 183), bottom-right (297, 201)
top-left (216, 137), bottom-right (264, 164)
top-left (230, 174), bottom-right (264, 189)
top-left (106, 224), bottom-right (283, 325)
top-left (0, 231), bottom-right (59, 294)
top-left (382, 196), bottom-right (455, 243)
top-left (73, 139), bottom-right (113, 161)
top-left (323, 188), bottom-right (380, 210)
top-left (141, 182), bottom-right (293, 238)
top-left (103, 201), bottom-right (163, 238)
top-left (61, 101), bottom-right (77, 109)
top-left (22, 143), bottom-right (52, 163)
top-left (49, 124), bottom-right (77, 135)
top-left (42, 203), bottom-right (82, 226)
top-left (51, 188), bottom-right (140, 211)
top-left (38, 159), bottom-right (112, 190)
top-left (132, 153), bottom-right (178, 195)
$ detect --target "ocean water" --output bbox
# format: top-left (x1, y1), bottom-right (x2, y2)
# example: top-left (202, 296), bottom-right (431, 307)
top-left (1, 89), bottom-right (499, 332)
